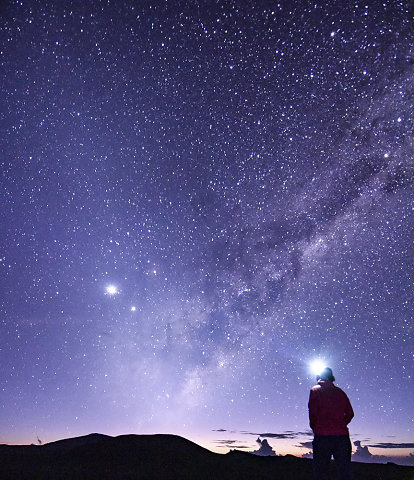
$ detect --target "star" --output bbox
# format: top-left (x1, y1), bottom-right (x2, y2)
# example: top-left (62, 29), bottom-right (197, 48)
top-left (105, 285), bottom-right (118, 295)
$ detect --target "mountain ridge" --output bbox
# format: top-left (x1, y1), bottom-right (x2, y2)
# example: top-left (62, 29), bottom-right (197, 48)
top-left (1, 433), bottom-right (413, 479)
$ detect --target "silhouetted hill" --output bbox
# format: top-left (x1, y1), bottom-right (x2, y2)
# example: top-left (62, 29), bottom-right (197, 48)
top-left (0, 433), bottom-right (413, 479)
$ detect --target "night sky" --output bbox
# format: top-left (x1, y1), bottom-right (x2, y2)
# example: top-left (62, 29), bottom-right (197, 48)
top-left (1, 0), bottom-right (413, 462)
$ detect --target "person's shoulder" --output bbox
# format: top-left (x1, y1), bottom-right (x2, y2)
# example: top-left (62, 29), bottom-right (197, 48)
top-left (310, 384), bottom-right (321, 392)
top-left (333, 384), bottom-right (349, 396)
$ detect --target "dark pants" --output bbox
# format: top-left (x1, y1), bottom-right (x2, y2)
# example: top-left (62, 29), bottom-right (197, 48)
top-left (312, 435), bottom-right (352, 480)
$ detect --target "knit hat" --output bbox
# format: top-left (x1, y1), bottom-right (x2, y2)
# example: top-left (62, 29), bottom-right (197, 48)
top-left (317, 367), bottom-right (335, 382)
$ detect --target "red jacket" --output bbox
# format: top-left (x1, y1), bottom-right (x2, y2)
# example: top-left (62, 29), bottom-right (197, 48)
top-left (308, 380), bottom-right (354, 436)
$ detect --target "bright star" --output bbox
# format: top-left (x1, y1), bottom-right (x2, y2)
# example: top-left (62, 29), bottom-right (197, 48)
top-left (106, 285), bottom-right (118, 295)
top-left (131, 306), bottom-right (136, 312)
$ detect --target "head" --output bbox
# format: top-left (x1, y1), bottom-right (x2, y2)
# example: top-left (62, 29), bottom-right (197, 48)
top-left (317, 367), bottom-right (335, 382)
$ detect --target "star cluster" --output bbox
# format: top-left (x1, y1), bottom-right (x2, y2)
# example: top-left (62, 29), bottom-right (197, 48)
top-left (0, 0), bottom-right (413, 460)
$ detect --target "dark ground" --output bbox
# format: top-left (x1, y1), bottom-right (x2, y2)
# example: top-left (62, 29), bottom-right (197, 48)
top-left (0, 433), bottom-right (413, 480)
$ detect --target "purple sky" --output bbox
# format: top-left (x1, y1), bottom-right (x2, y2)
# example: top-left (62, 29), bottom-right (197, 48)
top-left (0, 0), bottom-right (413, 463)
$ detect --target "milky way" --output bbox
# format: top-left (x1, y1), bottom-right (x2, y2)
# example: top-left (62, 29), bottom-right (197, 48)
top-left (0, 0), bottom-right (413, 461)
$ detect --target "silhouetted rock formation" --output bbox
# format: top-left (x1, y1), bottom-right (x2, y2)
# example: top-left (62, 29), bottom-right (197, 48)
top-left (0, 433), bottom-right (413, 480)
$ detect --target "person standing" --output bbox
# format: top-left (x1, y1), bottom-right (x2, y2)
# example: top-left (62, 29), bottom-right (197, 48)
top-left (308, 367), bottom-right (354, 480)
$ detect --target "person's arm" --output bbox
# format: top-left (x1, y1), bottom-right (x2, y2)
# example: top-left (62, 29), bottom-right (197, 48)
top-left (344, 393), bottom-right (354, 425)
top-left (308, 389), bottom-right (318, 432)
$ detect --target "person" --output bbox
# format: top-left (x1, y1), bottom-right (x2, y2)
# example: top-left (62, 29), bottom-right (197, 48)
top-left (308, 367), bottom-right (354, 480)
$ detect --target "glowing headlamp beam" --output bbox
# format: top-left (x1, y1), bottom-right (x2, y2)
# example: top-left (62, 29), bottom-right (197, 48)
top-left (310, 359), bottom-right (327, 376)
